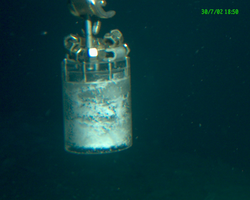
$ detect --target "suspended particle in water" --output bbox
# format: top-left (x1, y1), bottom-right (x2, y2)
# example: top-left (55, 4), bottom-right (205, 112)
top-left (41, 31), bottom-right (48, 36)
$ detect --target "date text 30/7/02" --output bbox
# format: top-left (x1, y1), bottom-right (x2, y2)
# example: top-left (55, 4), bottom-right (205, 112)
top-left (201, 9), bottom-right (239, 15)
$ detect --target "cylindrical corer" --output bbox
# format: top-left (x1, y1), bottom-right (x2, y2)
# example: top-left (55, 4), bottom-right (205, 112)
top-left (62, 58), bottom-right (132, 154)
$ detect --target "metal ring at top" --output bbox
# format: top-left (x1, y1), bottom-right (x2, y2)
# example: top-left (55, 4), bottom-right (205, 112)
top-left (68, 0), bottom-right (115, 19)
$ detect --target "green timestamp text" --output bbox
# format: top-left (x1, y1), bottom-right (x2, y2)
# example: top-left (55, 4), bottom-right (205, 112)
top-left (201, 9), bottom-right (239, 15)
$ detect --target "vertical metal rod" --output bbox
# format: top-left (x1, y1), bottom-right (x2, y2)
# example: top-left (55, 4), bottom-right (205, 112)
top-left (85, 15), bottom-right (93, 49)
top-left (108, 62), bottom-right (112, 80)
top-left (83, 62), bottom-right (87, 82)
